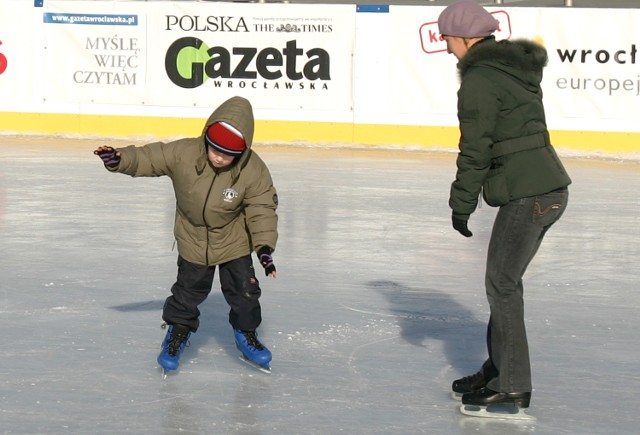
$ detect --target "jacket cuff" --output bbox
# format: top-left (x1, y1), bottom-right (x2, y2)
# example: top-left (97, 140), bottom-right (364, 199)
top-left (452, 213), bottom-right (470, 221)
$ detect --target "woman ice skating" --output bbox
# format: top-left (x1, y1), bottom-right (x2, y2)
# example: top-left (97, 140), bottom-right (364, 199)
top-left (437, 0), bottom-right (571, 419)
top-left (94, 96), bottom-right (279, 376)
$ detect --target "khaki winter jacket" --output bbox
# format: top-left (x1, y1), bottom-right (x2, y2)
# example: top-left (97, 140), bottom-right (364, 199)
top-left (450, 38), bottom-right (571, 220)
top-left (109, 96), bottom-right (278, 266)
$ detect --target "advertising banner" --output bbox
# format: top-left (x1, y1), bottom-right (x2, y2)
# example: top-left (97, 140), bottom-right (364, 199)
top-left (41, 2), bottom-right (145, 106)
top-left (389, 6), bottom-right (513, 124)
top-left (0, 1), bottom-right (37, 106)
top-left (41, 1), bottom-right (355, 112)
top-left (537, 9), bottom-right (640, 131)
top-left (391, 6), bottom-right (640, 132)
top-left (1, 1), bottom-right (636, 149)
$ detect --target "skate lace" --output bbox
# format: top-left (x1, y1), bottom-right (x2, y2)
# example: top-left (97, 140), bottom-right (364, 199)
top-left (243, 331), bottom-right (265, 351)
top-left (161, 322), bottom-right (190, 357)
top-left (167, 332), bottom-right (189, 356)
top-left (460, 372), bottom-right (484, 384)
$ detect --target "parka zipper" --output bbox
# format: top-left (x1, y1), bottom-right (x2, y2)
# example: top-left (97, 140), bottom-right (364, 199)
top-left (202, 171), bottom-right (217, 265)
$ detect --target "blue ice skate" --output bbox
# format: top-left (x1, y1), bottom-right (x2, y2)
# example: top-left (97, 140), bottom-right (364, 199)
top-left (157, 323), bottom-right (191, 379)
top-left (234, 328), bottom-right (272, 374)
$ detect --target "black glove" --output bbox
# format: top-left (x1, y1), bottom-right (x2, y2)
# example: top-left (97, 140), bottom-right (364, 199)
top-left (94, 147), bottom-right (121, 167)
top-left (257, 246), bottom-right (276, 276)
top-left (452, 216), bottom-right (473, 238)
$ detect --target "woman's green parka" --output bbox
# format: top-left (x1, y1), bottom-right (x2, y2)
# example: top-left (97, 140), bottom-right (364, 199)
top-left (108, 96), bottom-right (278, 266)
top-left (450, 38), bottom-right (571, 220)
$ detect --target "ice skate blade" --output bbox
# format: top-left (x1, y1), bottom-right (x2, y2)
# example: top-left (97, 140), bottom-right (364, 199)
top-left (239, 356), bottom-right (271, 374)
top-left (459, 403), bottom-right (536, 421)
top-left (160, 367), bottom-right (176, 380)
top-left (451, 392), bottom-right (463, 401)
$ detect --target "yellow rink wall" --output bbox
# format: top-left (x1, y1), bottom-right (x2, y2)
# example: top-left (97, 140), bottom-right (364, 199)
top-left (1, 111), bottom-right (638, 155)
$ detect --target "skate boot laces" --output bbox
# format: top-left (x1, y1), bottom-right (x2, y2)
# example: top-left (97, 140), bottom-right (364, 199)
top-left (459, 372), bottom-right (484, 385)
top-left (452, 370), bottom-right (488, 395)
top-left (161, 323), bottom-right (191, 356)
top-left (242, 330), bottom-right (265, 351)
top-left (168, 333), bottom-right (189, 356)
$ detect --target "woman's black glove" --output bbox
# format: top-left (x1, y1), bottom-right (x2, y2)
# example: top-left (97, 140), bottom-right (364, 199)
top-left (452, 216), bottom-right (473, 238)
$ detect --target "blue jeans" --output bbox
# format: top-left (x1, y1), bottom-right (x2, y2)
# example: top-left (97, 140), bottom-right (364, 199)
top-left (484, 187), bottom-right (569, 393)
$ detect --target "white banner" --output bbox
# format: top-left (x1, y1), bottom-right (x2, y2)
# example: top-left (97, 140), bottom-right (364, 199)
top-left (1, 1), bottom-right (637, 146)
top-left (539, 8), bottom-right (640, 130)
top-left (0, 1), bottom-right (37, 106)
top-left (41, 1), bottom-right (355, 112)
top-left (390, 6), bottom-right (640, 132)
top-left (41, 1), bottom-right (146, 106)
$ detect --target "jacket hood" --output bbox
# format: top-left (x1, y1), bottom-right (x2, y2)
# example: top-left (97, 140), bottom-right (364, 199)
top-left (201, 96), bottom-right (255, 149)
top-left (458, 38), bottom-right (549, 91)
top-left (196, 96), bottom-right (255, 175)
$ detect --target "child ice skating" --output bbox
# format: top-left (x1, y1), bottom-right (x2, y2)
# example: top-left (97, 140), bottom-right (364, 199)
top-left (94, 96), bottom-right (279, 376)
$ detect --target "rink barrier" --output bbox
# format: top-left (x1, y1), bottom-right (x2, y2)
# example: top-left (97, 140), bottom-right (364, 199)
top-left (3, 111), bottom-right (638, 156)
top-left (0, 1), bottom-right (638, 156)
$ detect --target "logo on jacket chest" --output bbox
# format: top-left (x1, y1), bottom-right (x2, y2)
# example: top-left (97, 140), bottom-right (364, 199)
top-left (222, 188), bottom-right (239, 203)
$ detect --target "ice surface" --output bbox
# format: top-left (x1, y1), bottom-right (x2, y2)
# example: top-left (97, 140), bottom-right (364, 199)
top-left (1, 137), bottom-right (639, 434)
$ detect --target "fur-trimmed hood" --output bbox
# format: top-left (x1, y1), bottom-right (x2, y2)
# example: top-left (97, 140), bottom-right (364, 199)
top-left (458, 37), bottom-right (549, 91)
top-left (448, 36), bottom-right (570, 221)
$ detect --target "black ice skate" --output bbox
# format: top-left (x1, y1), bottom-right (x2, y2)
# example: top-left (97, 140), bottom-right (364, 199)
top-left (460, 387), bottom-right (535, 421)
top-left (451, 371), bottom-right (488, 400)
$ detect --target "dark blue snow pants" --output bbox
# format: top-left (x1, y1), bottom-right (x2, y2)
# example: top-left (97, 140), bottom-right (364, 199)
top-left (162, 255), bottom-right (262, 332)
